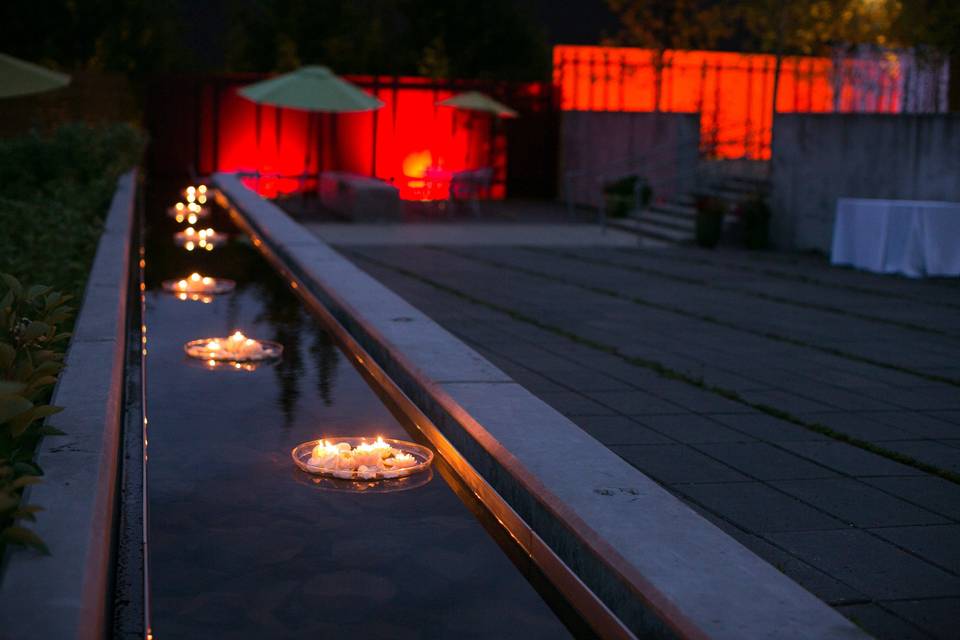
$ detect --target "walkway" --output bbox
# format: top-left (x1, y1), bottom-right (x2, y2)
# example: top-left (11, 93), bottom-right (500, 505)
top-left (326, 238), bottom-right (960, 640)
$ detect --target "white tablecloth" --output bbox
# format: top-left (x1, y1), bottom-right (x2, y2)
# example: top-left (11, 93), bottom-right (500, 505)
top-left (831, 198), bottom-right (960, 278)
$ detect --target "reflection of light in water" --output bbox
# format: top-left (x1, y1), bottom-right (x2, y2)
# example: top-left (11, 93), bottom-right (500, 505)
top-left (292, 465), bottom-right (433, 494)
top-left (174, 227), bottom-right (224, 251)
top-left (168, 201), bottom-right (209, 223)
top-left (162, 273), bottom-right (236, 301)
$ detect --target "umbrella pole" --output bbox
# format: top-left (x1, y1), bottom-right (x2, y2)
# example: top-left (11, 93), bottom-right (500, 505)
top-left (303, 113), bottom-right (313, 202)
top-left (255, 104), bottom-right (262, 191)
top-left (370, 109), bottom-right (379, 177)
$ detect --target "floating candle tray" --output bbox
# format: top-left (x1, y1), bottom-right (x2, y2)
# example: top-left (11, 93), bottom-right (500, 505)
top-left (291, 437), bottom-right (433, 481)
top-left (183, 337), bottom-right (283, 362)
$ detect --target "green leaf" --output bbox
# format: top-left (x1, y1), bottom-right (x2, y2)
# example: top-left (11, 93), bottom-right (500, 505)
top-left (27, 376), bottom-right (58, 391)
top-left (33, 361), bottom-right (63, 377)
top-left (12, 476), bottom-right (41, 488)
top-left (37, 425), bottom-right (66, 436)
top-left (2, 525), bottom-right (49, 553)
top-left (31, 405), bottom-right (63, 419)
top-left (26, 285), bottom-right (51, 302)
top-left (0, 342), bottom-right (15, 369)
top-left (0, 493), bottom-right (18, 512)
top-left (0, 274), bottom-right (22, 297)
top-left (0, 380), bottom-right (25, 395)
top-left (12, 461), bottom-right (41, 476)
top-left (0, 395), bottom-right (32, 423)
top-left (22, 321), bottom-right (50, 342)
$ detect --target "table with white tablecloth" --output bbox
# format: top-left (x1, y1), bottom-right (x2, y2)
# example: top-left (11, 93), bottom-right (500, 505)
top-left (831, 198), bottom-right (960, 278)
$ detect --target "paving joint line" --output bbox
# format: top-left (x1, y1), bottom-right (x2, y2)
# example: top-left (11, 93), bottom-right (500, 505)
top-left (605, 246), bottom-right (960, 311)
top-left (527, 246), bottom-right (960, 339)
top-left (345, 248), bottom-right (960, 486)
top-left (432, 245), bottom-right (960, 388)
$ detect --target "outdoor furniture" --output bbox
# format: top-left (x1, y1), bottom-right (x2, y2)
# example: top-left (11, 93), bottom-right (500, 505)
top-left (831, 198), bottom-right (960, 277)
top-left (317, 171), bottom-right (401, 221)
top-left (449, 167), bottom-right (493, 213)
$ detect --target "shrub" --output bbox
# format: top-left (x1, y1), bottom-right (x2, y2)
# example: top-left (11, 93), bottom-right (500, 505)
top-left (0, 123), bottom-right (145, 298)
top-left (695, 196), bottom-right (725, 248)
top-left (603, 175), bottom-right (652, 218)
top-left (0, 274), bottom-right (73, 555)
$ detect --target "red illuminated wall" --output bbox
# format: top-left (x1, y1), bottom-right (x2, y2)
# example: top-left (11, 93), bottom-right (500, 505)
top-left (553, 46), bottom-right (902, 159)
top-left (204, 76), bottom-right (507, 200)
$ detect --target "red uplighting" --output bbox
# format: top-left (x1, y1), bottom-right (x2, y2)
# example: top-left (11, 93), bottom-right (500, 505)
top-left (553, 46), bottom-right (903, 159)
top-left (196, 77), bottom-right (507, 201)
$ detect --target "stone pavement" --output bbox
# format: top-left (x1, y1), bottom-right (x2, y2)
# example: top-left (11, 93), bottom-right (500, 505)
top-left (328, 239), bottom-right (960, 640)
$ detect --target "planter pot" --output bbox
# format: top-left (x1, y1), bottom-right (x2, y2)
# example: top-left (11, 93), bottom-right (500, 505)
top-left (695, 211), bottom-right (723, 248)
top-left (604, 193), bottom-right (633, 218)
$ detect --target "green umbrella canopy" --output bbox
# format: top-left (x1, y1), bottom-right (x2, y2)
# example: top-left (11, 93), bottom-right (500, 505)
top-left (238, 66), bottom-right (383, 112)
top-left (0, 53), bottom-right (70, 99)
top-left (437, 91), bottom-right (518, 118)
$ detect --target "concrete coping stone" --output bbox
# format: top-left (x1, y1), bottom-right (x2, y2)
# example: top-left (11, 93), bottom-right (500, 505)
top-left (213, 173), bottom-right (870, 640)
top-left (0, 170), bottom-right (137, 639)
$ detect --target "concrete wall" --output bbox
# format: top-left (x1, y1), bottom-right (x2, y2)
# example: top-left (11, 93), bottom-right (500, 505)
top-left (771, 113), bottom-right (960, 251)
top-left (561, 111), bottom-right (700, 208)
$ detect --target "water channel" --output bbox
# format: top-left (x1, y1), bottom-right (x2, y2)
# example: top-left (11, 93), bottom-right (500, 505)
top-left (142, 180), bottom-right (583, 638)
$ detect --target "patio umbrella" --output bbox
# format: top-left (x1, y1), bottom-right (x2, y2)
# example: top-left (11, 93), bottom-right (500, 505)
top-left (436, 91), bottom-right (518, 118)
top-left (239, 66), bottom-right (383, 179)
top-left (0, 53), bottom-right (70, 99)
top-left (437, 91), bottom-right (517, 185)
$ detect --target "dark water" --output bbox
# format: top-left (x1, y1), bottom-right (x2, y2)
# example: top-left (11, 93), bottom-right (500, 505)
top-left (144, 181), bottom-right (576, 639)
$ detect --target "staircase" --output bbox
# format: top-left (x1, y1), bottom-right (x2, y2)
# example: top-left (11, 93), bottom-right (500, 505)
top-left (609, 169), bottom-right (770, 244)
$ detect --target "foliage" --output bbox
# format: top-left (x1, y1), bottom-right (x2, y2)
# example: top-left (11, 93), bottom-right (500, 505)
top-left (224, 0), bottom-right (550, 80)
top-left (737, 195), bottom-right (772, 250)
top-left (0, 123), bottom-right (144, 298)
top-left (695, 196), bottom-right (725, 248)
top-left (737, 0), bottom-right (903, 56)
top-left (605, 0), bottom-right (733, 52)
top-left (0, 0), bottom-right (186, 77)
top-left (605, 0), bottom-right (732, 109)
top-left (0, 274), bottom-right (74, 554)
top-left (893, 0), bottom-right (960, 68)
top-left (603, 175), bottom-right (652, 218)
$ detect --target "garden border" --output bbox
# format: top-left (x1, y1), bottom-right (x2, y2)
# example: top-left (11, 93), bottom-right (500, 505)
top-left (0, 170), bottom-right (137, 639)
top-left (214, 173), bottom-right (869, 640)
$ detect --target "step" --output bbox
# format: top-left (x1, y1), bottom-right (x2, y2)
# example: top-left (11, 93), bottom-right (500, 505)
top-left (634, 209), bottom-right (696, 233)
top-left (649, 201), bottom-right (697, 219)
top-left (607, 216), bottom-right (689, 244)
top-left (635, 219), bottom-right (694, 243)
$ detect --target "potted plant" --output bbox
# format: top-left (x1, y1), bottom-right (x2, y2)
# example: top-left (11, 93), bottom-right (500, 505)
top-left (738, 195), bottom-right (771, 250)
top-left (603, 176), bottom-right (652, 218)
top-left (695, 196), bottom-right (725, 248)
